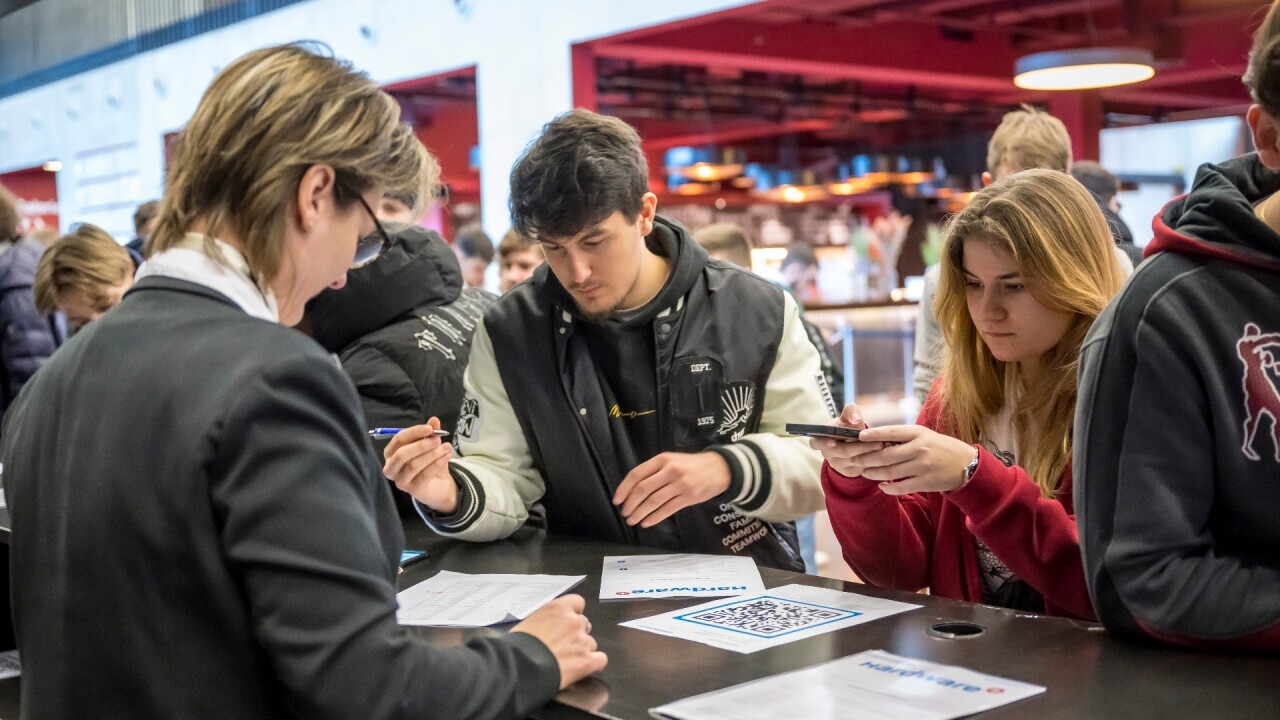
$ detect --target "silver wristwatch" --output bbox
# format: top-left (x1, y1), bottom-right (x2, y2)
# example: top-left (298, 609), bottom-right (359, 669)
top-left (962, 446), bottom-right (981, 485)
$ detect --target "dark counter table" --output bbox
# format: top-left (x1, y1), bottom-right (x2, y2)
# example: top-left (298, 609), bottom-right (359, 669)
top-left (400, 524), bottom-right (1280, 720)
top-left (0, 507), bottom-right (1276, 719)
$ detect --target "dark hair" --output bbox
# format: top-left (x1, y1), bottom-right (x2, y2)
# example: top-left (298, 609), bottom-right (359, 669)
top-left (1245, 1), bottom-right (1280, 115)
top-left (781, 242), bottom-right (818, 270)
top-left (1069, 161), bottom-right (1119, 204)
top-left (509, 109), bottom-right (648, 240)
top-left (0, 183), bottom-right (18, 244)
top-left (133, 200), bottom-right (161, 237)
top-left (454, 223), bottom-right (494, 263)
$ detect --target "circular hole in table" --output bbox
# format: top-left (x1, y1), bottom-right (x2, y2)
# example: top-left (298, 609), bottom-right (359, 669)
top-left (926, 621), bottom-right (986, 639)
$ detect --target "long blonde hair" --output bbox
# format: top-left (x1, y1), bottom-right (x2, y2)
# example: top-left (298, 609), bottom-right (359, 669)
top-left (151, 43), bottom-right (437, 284)
top-left (935, 169), bottom-right (1124, 496)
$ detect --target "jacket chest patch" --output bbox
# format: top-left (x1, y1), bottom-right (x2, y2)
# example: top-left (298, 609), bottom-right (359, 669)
top-left (716, 383), bottom-right (756, 441)
top-left (670, 356), bottom-right (758, 448)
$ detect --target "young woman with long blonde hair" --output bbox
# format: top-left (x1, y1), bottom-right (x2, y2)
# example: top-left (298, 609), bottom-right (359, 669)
top-left (815, 169), bottom-right (1124, 619)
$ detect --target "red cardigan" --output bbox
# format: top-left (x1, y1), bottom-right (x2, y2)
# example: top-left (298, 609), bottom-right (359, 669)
top-left (822, 387), bottom-right (1096, 621)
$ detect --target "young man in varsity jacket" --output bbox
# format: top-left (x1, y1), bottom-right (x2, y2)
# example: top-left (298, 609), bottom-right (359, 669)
top-left (383, 109), bottom-right (832, 570)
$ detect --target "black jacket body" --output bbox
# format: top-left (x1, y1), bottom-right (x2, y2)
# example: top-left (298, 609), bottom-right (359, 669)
top-left (307, 226), bottom-right (495, 438)
top-left (1, 277), bottom-right (558, 719)
top-left (1076, 154), bottom-right (1280, 649)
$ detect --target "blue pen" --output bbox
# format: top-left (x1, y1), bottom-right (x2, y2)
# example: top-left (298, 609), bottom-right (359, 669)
top-left (367, 428), bottom-right (450, 440)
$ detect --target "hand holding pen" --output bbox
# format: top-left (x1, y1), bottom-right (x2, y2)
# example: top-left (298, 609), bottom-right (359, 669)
top-left (380, 418), bottom-right (459, 514)
top-left (368, 427), bottom-right (449, 440)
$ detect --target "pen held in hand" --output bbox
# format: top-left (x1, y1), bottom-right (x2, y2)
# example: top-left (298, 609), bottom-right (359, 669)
top-left (367, 428), bottom-right (450, 440)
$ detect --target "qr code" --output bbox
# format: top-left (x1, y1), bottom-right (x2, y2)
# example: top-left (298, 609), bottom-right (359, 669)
top-left (676, 596), bottom-right (859, 638)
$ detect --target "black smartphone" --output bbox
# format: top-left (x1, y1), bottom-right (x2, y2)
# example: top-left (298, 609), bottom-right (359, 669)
top-left (399, 549), bottom-right (429, 567)
top-left (786, 423), bottom-right (863, 442)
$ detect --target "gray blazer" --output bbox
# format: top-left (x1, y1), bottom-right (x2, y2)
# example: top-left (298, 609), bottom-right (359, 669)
top-left (1, 276), bottom-right (559, 719)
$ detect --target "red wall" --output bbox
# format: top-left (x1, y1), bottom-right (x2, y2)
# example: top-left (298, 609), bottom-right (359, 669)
top-left (415, 102), bottom-right (480, 203)
top-left (0, 166), bottom-right (59, 234)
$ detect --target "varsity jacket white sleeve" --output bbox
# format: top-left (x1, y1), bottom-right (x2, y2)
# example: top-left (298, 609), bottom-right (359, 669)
top-left (708, 291), bottom-right (830, 523)
top-left (415, 318), bottom-right (543, 541)
top-left (419, 293), bottom-right (830, 540)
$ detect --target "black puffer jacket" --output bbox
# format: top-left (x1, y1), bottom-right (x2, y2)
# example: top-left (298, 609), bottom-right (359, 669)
top-left (307, 224), bottom-right (495, 441)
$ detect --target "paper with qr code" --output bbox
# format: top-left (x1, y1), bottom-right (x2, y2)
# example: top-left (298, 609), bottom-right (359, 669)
top-left (621, 584), bottom-right (920, 653)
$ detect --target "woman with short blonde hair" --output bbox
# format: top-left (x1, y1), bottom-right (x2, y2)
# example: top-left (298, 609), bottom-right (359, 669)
top-left (815, 169), bottom-right (1124, 620)
top-left (150, 43), bottom-right (437, 318)
top-left (1, 43), bottom-right (602, 719)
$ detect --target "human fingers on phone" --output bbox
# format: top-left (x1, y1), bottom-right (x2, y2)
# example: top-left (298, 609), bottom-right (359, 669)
top-left (850, 440), bottom-right (918, 472)
top-left (809, 435), bottom-right (883, 457)
top-left (837, 403), bottom-right (867, 429)
top-left (856, 425), bottom-right (921, 445)
top-left (861, 459), bottom-right (920, 483)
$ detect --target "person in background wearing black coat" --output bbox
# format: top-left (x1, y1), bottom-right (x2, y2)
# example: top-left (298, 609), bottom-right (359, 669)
top-left (453, 222), bottom-right (494, 289)
top-left (1071, 160), bottom-right (1144, 268)
top-left (124, 199), bottom-right (159, 264)
top-left (0, 184), bottom-right (63, 414)
top-left (0, 43), bottom-right (603, 720)
top-left (302, 221), bottom-right (496, 519)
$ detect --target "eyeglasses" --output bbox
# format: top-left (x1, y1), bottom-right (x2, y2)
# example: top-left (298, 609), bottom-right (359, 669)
top-left (353, 195), bottom-right (392, 269)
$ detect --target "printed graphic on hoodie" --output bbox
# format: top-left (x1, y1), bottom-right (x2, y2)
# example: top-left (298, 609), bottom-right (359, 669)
top-left (1237, 322), bottom-right (1280, 462)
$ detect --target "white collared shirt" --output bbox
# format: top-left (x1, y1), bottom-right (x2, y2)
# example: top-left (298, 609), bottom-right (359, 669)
top-left (135, 233), bottom-right (280, 323)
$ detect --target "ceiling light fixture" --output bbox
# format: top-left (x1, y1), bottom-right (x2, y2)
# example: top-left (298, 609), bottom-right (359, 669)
top-left (1013, 48), bottom-right (1155, 91)
top-left (679, 161), bottom-right (745, 183)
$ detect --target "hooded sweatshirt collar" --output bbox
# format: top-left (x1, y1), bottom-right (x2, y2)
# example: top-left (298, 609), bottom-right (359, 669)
top-left (306, 226), bottom-right (462, 352)
top-left (1148, 153), bottom-right (1280, 272)
top-left (535, 215), bottom-right (707, 327)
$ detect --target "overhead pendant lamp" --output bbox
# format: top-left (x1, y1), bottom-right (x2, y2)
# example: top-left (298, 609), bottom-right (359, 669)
top-left (678, 160), bottom-right (745, 183)
top-left (1013, 47), bottom-right (1154, 91)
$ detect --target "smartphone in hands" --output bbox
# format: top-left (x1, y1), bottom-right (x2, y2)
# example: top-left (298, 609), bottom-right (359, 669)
top-left (786, 423), bottom-right (863, 442)
top-left (399, 549), bottom-right (429, 567)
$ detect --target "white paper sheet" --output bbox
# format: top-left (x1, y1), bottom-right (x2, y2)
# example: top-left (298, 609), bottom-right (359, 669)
top-left (600, 554), bottom-right (765, 600)
top-left (621, 583), bottom-right (920, 654)
top-left (396, 570), bottom-right (585, 627)
top-left (651, 649), bottom-right (1046, 720)
top-left (0, 650), bottom-right (19, 680)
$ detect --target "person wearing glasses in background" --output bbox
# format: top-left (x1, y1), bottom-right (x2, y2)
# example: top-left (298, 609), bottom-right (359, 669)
top-left (0, 44), bottom-right (602, 720)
